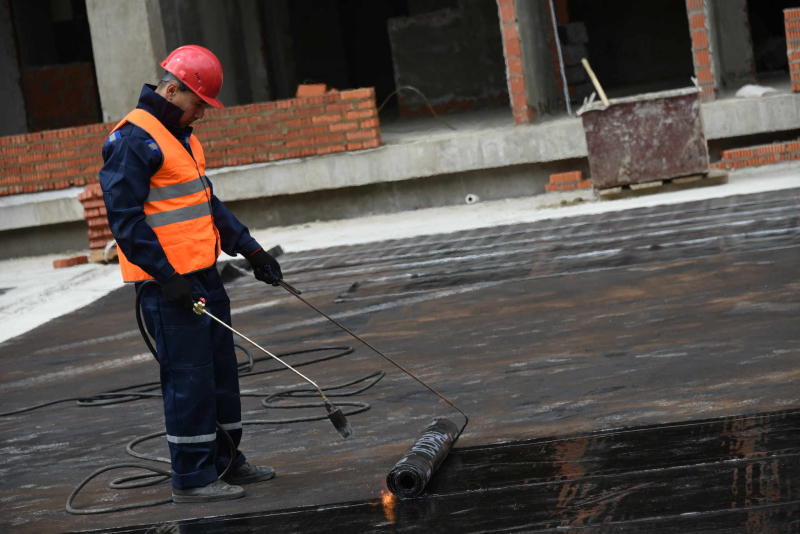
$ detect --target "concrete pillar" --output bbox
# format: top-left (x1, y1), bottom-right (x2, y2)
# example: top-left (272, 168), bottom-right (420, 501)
top-left (685, 0), bottom-right (717, 101)
top-left (0, 0), bottom-right (27, 135)
top-left (86, 0), bottom-right (167, 122)
top-left (497, 0), bottom-right (561, 124)
top-left (709, 0), bottom-right (755, 90)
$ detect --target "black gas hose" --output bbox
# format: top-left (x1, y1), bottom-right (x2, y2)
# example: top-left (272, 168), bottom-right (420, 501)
top-left (2, 281), bottom-right (385, 514)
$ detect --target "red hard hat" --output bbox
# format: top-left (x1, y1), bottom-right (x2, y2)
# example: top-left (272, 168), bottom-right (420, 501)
top-left (161, 45), bottom-right (224, 108)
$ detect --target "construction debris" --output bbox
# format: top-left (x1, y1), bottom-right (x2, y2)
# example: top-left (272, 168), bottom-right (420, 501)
top-left (52, 255), bottom-right (89, 269)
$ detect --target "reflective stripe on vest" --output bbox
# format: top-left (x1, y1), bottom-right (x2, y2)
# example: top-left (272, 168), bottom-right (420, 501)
top-left (146, 175), bottom-right (209, 203)
top-left (111, 109), bottom-right (220, 282)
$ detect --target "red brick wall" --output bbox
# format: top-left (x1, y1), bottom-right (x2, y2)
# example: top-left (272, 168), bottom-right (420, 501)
top-left (498, 0), bottom-right (535, 124)
top-left (711, 141), bottom-right (800, 170)
top-left (686, 0), bottom-right (716, 102)
top-left (786, 8), bottom-right (800, 92)
top-left (0, 122), bottom-right (110, 196)
top-left (0, 87), bottom-right (381, 197)
top-left (201, 88), bottom-right (381, 167)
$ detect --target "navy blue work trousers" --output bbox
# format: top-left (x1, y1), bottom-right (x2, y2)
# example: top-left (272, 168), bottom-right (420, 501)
top-left (138, 268), bottom-right (246, 489)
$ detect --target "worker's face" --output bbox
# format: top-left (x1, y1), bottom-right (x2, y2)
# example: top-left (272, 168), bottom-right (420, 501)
top-left (164, 82), bottom-right (208, 126)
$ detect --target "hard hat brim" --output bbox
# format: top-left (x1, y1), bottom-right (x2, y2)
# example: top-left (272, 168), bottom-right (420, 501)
top-left (197, 92), bottom-right (224, 109)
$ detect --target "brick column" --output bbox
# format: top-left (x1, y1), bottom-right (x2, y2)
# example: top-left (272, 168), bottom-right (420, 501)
top-left (686, 0), bottom-right (716, 101)
top-left (785, 8), bottom-right (800, 92)
top-left (498, 0), bottom-right (535, 124)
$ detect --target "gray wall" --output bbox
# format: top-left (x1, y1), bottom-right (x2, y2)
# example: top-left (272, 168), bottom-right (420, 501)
top-left (0, 0), bottom-right (27, 135)
top-left (387, 0), bottom-right (506, 112)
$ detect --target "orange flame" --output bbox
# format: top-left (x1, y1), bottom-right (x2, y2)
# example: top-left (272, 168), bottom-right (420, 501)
top-left (380, 488), bottom-right (397, 523)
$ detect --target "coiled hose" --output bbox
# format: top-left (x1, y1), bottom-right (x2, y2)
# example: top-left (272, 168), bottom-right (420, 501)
top-left (1, 281), bottom-right (385, 514)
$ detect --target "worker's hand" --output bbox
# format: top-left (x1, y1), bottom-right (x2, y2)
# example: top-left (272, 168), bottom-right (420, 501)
top-left (247, 249), bottom-right (283, 286)
top-left (161, 273), bottom-right (194, 310)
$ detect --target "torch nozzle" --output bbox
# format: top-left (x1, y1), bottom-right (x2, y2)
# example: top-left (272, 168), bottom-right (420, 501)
top-left (325, 401), bottom-right (353, 439)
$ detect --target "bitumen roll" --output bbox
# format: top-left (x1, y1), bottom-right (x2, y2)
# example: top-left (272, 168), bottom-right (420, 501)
top-left (386, 417), bottom-right (459, 498)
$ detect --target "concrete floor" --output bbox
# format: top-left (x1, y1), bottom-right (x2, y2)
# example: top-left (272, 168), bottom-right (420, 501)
top-left (1, 183), bottom-right (799, 532)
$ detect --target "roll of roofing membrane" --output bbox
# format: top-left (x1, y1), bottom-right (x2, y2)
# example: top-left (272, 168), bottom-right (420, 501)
top-left (386, 417), bottom-right (459, 498)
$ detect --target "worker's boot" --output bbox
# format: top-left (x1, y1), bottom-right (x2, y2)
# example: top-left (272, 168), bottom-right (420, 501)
top-left (172, 479), bottom-right (245, 503)
top-left (222, 462), bottom-right (275, 485)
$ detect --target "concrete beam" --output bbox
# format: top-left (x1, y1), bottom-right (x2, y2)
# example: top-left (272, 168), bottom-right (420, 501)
top-left (208, 117), bottom-right (586, 202)
top-left (701, 93), bottom-right (800, 140)
top-left (0, 188), bottom-right (83, 232)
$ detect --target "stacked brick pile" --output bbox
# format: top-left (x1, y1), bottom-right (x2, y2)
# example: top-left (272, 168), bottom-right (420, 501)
top-left (686, 0), bottom-right (716, 101)
top-left (786, 8), bottom-right (800, 92)
top-left (77, 183), bottom-right (115, 262)
top-left (0, 87), bottom-right (381, 197)
top-left (545, 170), bottom-right (592, 192)
top-left (711, 141), bottom-right (800, 170)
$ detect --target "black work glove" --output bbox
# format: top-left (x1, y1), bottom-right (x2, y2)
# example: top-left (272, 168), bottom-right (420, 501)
top-left (161, 273), bottom-right (194, 310)
top-left (247, 249), bottom-right (283, 286)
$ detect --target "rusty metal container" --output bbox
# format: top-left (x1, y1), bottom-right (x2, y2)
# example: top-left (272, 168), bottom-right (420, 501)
top-left (579, 87), bottom-right (710, 189)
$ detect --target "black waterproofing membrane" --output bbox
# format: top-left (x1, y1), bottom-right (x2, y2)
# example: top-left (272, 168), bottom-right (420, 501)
top-left (386, 417), bottom-right (459, 498)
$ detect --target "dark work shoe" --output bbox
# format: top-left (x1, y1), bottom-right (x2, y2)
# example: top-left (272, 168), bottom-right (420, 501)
top-left (222, 462), bottom-right (276, 485)
top-left (172, 480), bottom-right (245, 503)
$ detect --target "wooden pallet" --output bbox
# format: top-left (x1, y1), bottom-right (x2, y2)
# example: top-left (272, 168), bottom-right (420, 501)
top-left (597, 168), bottom-right (729, 200)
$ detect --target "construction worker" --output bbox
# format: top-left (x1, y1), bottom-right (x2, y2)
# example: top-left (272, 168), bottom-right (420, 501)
top-left (99, 45), bottom-right (282, 503)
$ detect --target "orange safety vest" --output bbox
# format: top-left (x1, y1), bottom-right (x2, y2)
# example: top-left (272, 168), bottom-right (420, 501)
top-left (110, 108), bottom-right (220, 282)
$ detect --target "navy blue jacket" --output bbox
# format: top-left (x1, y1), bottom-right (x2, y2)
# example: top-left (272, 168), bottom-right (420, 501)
top-left (99, 85), bottom-right (260, 282)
